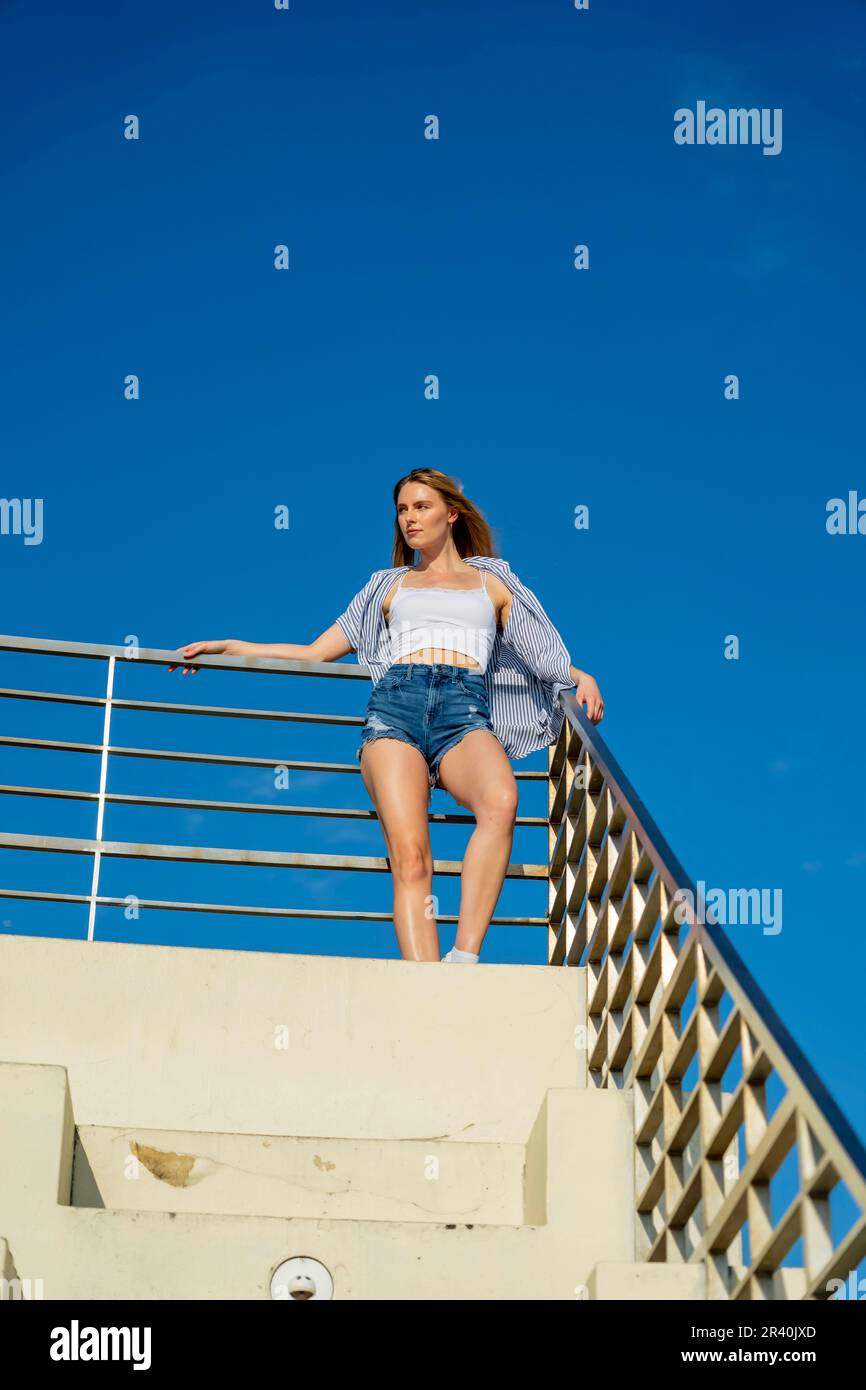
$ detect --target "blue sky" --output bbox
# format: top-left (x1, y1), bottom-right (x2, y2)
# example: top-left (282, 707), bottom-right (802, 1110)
top-left (1, 0), bottom-right (865, 1202)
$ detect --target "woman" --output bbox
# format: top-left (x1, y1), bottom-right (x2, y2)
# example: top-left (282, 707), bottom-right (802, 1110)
top-left (170, 469), bottom-right (604, 966)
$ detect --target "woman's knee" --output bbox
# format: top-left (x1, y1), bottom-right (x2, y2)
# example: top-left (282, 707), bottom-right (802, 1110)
top-left (390, 839), bottom-right (433, 883)
top-left (476, 780), bottom-right (519, 826)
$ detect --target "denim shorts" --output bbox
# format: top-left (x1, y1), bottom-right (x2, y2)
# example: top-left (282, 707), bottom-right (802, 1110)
top-left (356, 662), bottom-right (495, 796)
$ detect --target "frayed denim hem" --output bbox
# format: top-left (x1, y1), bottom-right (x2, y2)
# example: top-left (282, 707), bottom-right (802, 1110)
top-left (357, 730), bottom-right (436, 797)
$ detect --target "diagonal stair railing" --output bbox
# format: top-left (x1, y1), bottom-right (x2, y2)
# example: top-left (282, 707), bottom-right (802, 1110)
top-left (548, 693), bottom-right (866, 1301)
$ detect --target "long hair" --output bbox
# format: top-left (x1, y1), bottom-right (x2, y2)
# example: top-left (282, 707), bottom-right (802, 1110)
top-left (389, 469), bottom-right (499, 566)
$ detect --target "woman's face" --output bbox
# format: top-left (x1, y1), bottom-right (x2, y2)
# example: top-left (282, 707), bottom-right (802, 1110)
top-left (396, 484), bottom-right (454, 549)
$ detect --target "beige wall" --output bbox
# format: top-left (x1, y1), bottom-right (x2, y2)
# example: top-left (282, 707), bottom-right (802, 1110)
top-left (0, 933), bottom-right (584, 1141)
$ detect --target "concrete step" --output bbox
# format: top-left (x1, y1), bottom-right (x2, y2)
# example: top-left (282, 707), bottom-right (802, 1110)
top-left (0, 934), bottom-right (586, 1144)
top-left (588, 1262), bottom-right (707, 1299)
top-left (72, 1073), bottom-right (632, 1227)
top-left (2, 1062), bottom-right (639, 1299)
top-left (72, 1123), bottom-right (527, 1224)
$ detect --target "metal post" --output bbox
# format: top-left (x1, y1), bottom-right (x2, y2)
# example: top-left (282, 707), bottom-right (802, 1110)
top-left (86, 654), bottom-right (115, 941)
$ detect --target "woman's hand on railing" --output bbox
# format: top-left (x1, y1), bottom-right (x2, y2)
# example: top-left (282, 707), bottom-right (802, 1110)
top-left (168, 639), bottom-right (246, 675)
top-left (572, 668), bottom-right (604, 724)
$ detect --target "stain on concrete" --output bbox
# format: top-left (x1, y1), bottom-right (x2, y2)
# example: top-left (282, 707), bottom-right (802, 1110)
top-left (130, 1141), bottom-right (196, 1187)
top-left (313, 1155), bottom-right (336, 1172)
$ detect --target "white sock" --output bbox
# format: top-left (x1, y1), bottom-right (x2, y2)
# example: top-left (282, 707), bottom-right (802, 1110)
top-left (441, 947), bottom-right (480, 963)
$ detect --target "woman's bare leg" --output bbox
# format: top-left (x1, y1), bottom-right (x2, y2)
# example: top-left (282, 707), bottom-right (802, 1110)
top-left (435, 729), bottom-right (518, 954)
top-left (359, 737), bottom-right (439, 960)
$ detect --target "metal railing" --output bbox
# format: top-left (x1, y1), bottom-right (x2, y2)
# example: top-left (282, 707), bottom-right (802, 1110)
top-left (0, 634), bottom-right (550, 936)
top-left (550, 694), bottom-right (866, 1300)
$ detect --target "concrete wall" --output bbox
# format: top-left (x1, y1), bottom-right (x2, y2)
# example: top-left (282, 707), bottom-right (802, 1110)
top-left (0, 933), bottom-right (585, 1142)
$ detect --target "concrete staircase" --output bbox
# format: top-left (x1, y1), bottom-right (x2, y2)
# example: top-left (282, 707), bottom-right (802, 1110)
top-left (0, 932), bottom-right (705, 1299)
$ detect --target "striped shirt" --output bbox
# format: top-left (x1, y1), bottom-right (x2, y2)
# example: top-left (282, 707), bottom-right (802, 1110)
top-left (335, 555), bottom-right (575, 760)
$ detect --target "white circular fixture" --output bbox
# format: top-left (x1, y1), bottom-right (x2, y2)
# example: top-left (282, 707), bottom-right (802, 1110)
top-left (270, 1256), bottom-right (334, 1301)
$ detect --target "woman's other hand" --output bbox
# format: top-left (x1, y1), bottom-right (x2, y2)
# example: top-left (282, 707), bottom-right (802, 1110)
top-left (574, 670), bottom-right (604, 724)
top-left (168, 639), bottom-right (244, 675)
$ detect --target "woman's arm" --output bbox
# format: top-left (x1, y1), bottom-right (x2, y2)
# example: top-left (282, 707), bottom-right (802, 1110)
top-left (242, 624), bottom-right (354, 663)
top-left (168, 623), bottom-right (353, 675)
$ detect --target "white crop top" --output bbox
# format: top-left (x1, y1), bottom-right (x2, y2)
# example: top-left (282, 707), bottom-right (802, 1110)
top-left (386, 568), bottom-right (498, 673)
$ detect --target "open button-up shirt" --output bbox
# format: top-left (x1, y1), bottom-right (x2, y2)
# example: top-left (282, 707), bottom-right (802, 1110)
top-left (335, 555), bottom-right (575, 760)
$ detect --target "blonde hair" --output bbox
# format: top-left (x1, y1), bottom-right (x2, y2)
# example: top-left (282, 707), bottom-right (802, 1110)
top-left (389, 468), bottom-right (499, 566)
